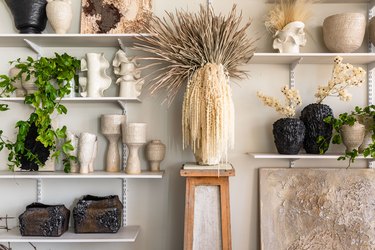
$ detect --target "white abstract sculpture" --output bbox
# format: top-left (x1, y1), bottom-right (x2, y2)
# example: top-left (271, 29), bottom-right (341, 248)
top-left (273, 21), bottom-right (306, 53)
top-left (112, 49), bottom-right (144, 98)
top-left (78, 132), bottom-right (97, 174)
top-left (80, 53), bottom-right (111, 97)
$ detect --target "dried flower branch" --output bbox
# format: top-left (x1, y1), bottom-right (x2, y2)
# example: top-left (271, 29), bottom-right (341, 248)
top-left (265, 0), bottom-right (314, 34)
top-left (257, 85), bottom-right (302, 118)
top-left (315, 56), bottom-right (366, 104)
top-left (135, 5), bottom-right (256, 103)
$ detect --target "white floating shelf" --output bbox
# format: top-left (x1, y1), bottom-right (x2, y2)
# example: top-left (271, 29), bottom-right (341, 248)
top-left (0, 97), bottom-right (141, 103)
top-left (266, 0), bottom-right (369, 3)
top-left (249, 153), bottom-right (370, 160)
top-left (0, 226), bottom-right (139, 243)
top-left (251, 53), bottom-right (375, 65)
top-left (0, 34), bottom-right (151, 47)
top-left (0, 170), bottom-right (164, 179)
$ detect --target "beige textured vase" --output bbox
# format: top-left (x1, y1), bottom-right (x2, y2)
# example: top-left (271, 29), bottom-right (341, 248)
top-left (122, 123), bottom-right (147, 174)
top-left (341, 122), bottom-right (365, 153)
top-left (101, 114), bottom-right (126, 172)
top-left (145, 140), bottom-right (166, 171)
top-left (46, 0), bottom-right (72, 34)
top-left (323, 13), bottom-right (366, 53)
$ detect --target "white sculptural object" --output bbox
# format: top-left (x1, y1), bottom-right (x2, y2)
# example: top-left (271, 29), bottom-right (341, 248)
top-left (46, 0), bottom-right (73, 34)
top-left (122, 123), bottom-right (147, 174)
top-left (80, 53), bottom-right (112, 97)
top-left (112, 49), bottom-right (144, 98)
top-left (100, 114), bottom-right (126, 172)
top-left (78, 132), bottom-right (97, 174)
top-left (273, 21), bottom-right (306, 53)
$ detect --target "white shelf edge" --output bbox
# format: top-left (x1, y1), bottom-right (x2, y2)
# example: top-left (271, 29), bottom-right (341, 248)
top-left (0, 97), bottom-right (141, 103)
top-left (251, 53), bottom-right (375, 65)
top-left (0, 225), bottom-right (139, 243)
top-left (248, 152), bottom-right (371, 160)
top-left (0, 170), bottom-right (164, 179)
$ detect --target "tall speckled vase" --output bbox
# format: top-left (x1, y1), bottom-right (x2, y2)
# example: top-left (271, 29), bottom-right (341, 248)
top-left (300, 103), bottom-right (333, 154)
top-left (5, 0), bottom-right (48, 34)
top-left (273, 118), bottom-right (305, 154)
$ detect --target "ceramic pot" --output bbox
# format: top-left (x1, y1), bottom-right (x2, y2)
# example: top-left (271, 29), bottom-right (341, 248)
top-left (8, 66), bottom-right (26, 97)
top-left (300, 103), bottom-right (334, 154)
top-left (46, 0), bottom-right (72, 34)
top-left (145, 140), bottom-right (166, 171)
top-left (273, 21), bottom-right (306, 53)
top-left (4, 0), bottom-right (47, 34)
top-left (80, 53), bottom-right (111, 97)
top-left (122, 123), bottom-right (147, 174)
top-left (19, 202), bottom-right (70, 237)
top-left (273, 118), bottom-right (305, 154)
top-left (357, 115), bottom-right (374, 153)
top-left (78, 132), bottom-right (97, 174)
top-left (341, 122), bottom-right (365, 152)
top-left (100, 114), bottom-right (126, 172)
top-left (323, 13), bottom-right (366, 53)
top-left (73, 195), bottom-right (123, 233)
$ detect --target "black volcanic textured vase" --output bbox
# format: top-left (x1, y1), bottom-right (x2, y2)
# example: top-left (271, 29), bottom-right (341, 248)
top-left (19, 203), bottom-right (70, 237)
top-left (73, 195), bottom-right (123, 233)
top-left (5, 0), bottom-right (48, 34)
top-left (300, 103), bottom-right (333, 154)
top-left (20, 123), bottom-right (50, 171)
top-left (273, 118), bottom-right (305, 154)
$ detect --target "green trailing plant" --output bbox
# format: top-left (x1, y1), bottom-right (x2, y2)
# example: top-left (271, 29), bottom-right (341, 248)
top-left (318, 105), bottom-right (375, 166)
top-left (0, 53), bottom-right (80, 173)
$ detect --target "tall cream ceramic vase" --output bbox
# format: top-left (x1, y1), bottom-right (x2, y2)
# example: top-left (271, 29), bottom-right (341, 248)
top-left (323, 13), bottom-right (365, 53)
top-left (46, 0), bottom-right (72, 34)
top-left (145, 140), bottom-right (166, 172)
top-left (122, 123), bottom-right (147, 174)
top-left (100, 114), bottom-right (126, 172)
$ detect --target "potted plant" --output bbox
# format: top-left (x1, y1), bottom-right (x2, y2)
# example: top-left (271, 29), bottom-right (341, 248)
top-left (264, 0), bottom-right (314, 53)
top-left (300, 56), bottom-right (366, 154)
top-left (257, 85), bottom-right (305, 154)
top-left (0, 53), bottom-right (80, 172)
top-left (135, 5), bottom-right (256, 165)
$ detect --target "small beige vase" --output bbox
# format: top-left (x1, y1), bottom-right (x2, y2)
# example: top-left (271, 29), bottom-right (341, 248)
top-left (341, 122), bottom-right (365, 153)
top-left (46, 0), bottom-right (72, 34)
top-left (323, 13), bottom-right (366, 53)
top-left (145, 140), bottom-right (166, 171)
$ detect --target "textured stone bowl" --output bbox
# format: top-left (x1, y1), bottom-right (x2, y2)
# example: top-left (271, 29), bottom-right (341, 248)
top-left (323, 13), bottom-right (366, 53)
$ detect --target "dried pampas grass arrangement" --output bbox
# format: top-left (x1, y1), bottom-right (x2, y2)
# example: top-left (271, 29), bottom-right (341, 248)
top-left (136, 5), bottom-right (256, 164)
top-left (265, 0), bottom-right (314, 34)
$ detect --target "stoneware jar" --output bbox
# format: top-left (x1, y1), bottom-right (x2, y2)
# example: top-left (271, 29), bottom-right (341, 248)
top-left (46, 0), bottom-right (73, 34)
top-left (341, 122), bottom-right (365, 153)
top-left (323, 13), bottom-right (366, 53)
top-left (145, 140), bottom-right (166, 171)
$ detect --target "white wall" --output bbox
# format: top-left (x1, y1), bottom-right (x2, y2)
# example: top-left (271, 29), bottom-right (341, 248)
top-left (0, 1), bottom-right (371, 249)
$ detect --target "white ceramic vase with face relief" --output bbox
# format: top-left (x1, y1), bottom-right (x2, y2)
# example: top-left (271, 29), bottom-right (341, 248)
top-left (273, 21), bottom-right (306, 53)
top-left (122, 123), bottom-right (147, 174)
top-left (46, 0), bottom-right (72, 34)
top-left (100, 114), bottom-right (126, 172)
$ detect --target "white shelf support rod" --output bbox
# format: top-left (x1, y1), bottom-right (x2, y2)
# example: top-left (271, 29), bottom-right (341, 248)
top-left (369, 1), bottom-right (375, 52)
top-left (368, 63), bottom-right (374, 106)
top-left (36, 179), bottom-right (42, 202)
top-left (289, 58), bottom-right (302, 88)
top-left (24, 39), bottom-right (42, 59)
top-left (121, 178), bottom-right (128, 227)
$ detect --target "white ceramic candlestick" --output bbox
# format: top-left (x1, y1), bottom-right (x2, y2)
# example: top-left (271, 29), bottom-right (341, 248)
top-left (101, 114), bottom-right (126, 172)
top-left (122, 123), bottom-right (147, 174)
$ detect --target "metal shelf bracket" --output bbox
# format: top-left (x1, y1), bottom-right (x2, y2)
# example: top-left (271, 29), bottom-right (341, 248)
top-left (24, 39), bottom-right (42, 59)
top-left (121, 178), bottom-right (128, 226)
top-left (289, 58), bottom-right (302, 88)
top-left (36, 179), bottom-right (42, 202)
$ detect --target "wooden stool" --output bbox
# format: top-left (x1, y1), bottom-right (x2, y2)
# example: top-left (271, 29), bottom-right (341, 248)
top-left (181, 163), bottom-right (235, 250)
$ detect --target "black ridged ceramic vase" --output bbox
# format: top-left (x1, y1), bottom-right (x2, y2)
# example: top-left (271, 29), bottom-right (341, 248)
top-left (273, 118), bottom-right (305, 154)
top-left (4, 0), bottom-right (47, 34)
top-left (19, 202), bottom-right (70, 237)
top-left (300, 103), bottom-right (333, 154)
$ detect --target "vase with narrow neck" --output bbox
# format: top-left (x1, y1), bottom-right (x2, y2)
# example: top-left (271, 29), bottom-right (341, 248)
top-left (5, 0), bottom-right (48, 34)
top-left (101, 114), bottom-right (126, 172)
top-left (122, 123), bottom-right (147, 174)
top-left (273, 21), bottom-right (306, 53)
top-left (341, 122), bottom-right (365, 153)
top-left (46, 0), bottom-right (72, 34)
top-left (78, 132), bottom-right (97, 174)
top-left (80, 53), bottom-right (111, 97)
